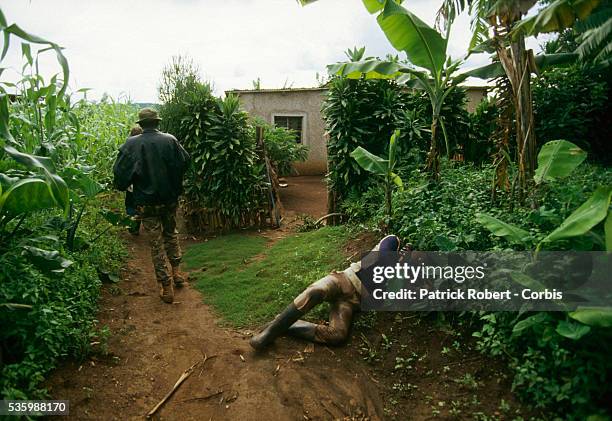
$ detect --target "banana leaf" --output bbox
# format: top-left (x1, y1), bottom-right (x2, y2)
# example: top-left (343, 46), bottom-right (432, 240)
top-left (350, 146), bottom-right (388, 176)
top-left (534, 140), bottom-right (587, 184)
top-left (544, 185), bottom-right (612, 243)
top-left (377, 0), bottom-right (447, 75)
top-left (514, 0), bottom-right (601, 36)
top-left (476, 213), bottom-right (530, 244)
top-left (569, 306), bottom-right (612, 327)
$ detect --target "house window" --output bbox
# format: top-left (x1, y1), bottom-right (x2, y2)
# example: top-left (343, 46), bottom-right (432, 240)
top-left (274, 115), bottom-right (303, 143)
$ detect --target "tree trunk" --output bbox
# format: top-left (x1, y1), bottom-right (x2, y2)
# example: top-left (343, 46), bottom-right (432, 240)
top-left (384, 178), bottom-right (392, 222)
top-left (425, 116), bottom-right (440, 180)
top-left (496, 28), bottom-right (537, 198)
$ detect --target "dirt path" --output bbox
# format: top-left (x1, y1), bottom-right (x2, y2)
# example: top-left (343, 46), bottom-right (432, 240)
top-left (47, 231), bottom-right (383, 420)
top-left (279, 175), bottom-right (328, 219)
top-left (46, 179), bottom-right (531, 420)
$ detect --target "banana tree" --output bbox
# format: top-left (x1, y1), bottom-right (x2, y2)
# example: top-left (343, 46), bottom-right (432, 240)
top-left (302, 0), bottom-right (467, 179)
top-left (351, 129), bottom-right (403, 222)
top-left (436, 0), bottom-right (600, 196)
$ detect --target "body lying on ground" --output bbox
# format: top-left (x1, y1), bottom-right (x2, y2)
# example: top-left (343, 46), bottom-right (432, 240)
top-left (250, 234), bottom-right (412, 350)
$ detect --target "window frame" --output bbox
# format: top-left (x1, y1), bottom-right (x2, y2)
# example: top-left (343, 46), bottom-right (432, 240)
top-left (271, 112), bottom-right (307, 144)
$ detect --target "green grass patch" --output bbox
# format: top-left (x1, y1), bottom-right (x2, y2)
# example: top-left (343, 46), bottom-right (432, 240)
top-left (183, 226), bottom-right (351, 327)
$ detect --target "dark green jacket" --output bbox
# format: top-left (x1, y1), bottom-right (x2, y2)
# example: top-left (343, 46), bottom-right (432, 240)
top-left (113, 128), bottom-right (190, 206)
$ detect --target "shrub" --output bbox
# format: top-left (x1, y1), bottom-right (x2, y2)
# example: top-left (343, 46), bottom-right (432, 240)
top-left (465, 97), bottom-right (498, 165)
top-left (323, 77), bottom-right (406, 203)
top-left (532, 64), bottom-right (610, 164)
top-left (322, 76), bottom-right (472, 211)
top-left (254, 118), bottom-right (309, 177)
top-left (158, 58), bottom-right (268, 230)
top-left (0, 200), bottom-right (127, 399)
top-left (346, 159), bottom-right (612, 418)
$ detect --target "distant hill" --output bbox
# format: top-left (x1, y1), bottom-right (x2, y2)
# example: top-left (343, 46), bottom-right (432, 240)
top-left (133, 102), bottom-right (160, 109)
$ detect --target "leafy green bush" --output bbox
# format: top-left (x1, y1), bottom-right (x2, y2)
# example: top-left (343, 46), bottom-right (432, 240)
top-left (159, 58), bottom-right (309, 230)
top-left (257, 119), bottom-right (309, 176)
top-left (0, 199), bottom-right (127, 399)
top-left (404, 88), bottom-right (471, 159)
top-left (322, 77), bottom-right (408, 202)
top-left (347, 158), bottom-right (612, 418)
top-left (466, 97), bottom-right (498, 165)
top-left (202, 94), bottom-right (264, 222)
top-left (474, 311), bottom-right (612, 419)
top-left (159, 65), bottom-right (267, 230)
top-left (322, 75), bottom-right (472, 209)
top-left (532, 64), bottom-right (610, 164)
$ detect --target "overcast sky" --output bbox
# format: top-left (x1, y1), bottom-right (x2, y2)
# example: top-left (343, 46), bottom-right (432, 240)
top-left (2, 0), bottom-right (548, 103)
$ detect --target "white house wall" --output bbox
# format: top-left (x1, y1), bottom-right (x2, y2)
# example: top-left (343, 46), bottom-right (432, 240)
top-left (233, 89), bottom-right (328, 175)
top-left (232, 87), bottom-right (487, 176)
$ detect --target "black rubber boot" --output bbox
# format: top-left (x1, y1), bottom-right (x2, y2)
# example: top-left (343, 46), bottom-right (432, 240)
top-left (249, 303), bottom-right (303, 350)
top-left (286, 320), bottom-right (317, 342)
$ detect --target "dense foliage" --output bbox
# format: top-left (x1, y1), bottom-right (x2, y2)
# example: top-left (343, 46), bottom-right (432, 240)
top-left (342, 158), bottom-right (612, 418)
top-left (0, 11), bottom-right (129, 399)
top-left (466, 98), bottom-right (498, 165)
top-left (158, 57), bottom-right (308, 230)
top-left (532, 64), bottom-right (611, 164)
top-left (322, 77), bottom-right (407, 203)
top-left (323, 74), bottom-right (475, 215)
top-left (256, 119), bottom-right (309, 177)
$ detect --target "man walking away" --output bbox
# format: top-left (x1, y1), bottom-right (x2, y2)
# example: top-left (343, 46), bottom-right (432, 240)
top-left (113, 108), bottom-right (190, 303)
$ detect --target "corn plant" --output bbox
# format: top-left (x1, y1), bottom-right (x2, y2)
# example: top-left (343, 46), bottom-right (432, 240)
top-left (0, 9), bottom-right (71, 231)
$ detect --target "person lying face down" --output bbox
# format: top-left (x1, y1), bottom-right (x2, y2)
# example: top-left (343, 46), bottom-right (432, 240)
top-left (250, 235), bottom-right (408, 350)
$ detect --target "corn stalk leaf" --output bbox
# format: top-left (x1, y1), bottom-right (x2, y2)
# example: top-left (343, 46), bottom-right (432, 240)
top-left (544, 185), bottom-right (612, 243)
top-left (0, 9), bottom-right (9, 61)
top-left (0, 93), bottom-right (14, 145)
top-left (3, 146), bottom-right (69, 212)
top-left (534, 140), bottom-right (587, 184)
top-left (2, 23), bottom-right (69, 97)
top-left (0, 177), bottom-right (59, 215)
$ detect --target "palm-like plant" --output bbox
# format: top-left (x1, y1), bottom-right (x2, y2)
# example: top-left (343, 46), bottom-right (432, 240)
top-left (515, 0), bottom-right (611, 64)
top-left (322, 0), bottom-right (470, 179)
top-left (351, 129), bottom-right (403, 221)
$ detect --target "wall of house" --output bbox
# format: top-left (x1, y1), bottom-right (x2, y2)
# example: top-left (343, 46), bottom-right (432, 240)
top-left (233, 89), bottom-right (328, 175)
top-left (465, 87), bottom-right (488, 113)
top-left (233, 86), bottom-right (487, 176)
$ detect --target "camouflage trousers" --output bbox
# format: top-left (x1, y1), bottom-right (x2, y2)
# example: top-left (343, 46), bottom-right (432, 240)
top-left (138, 203), bottom-right (182, 285)
top-left (292, 272), bottom-right (360, 344)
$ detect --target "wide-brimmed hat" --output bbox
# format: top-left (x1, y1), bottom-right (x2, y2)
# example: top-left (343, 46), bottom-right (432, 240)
top-left (137, 108), bottom-right (162, 123)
